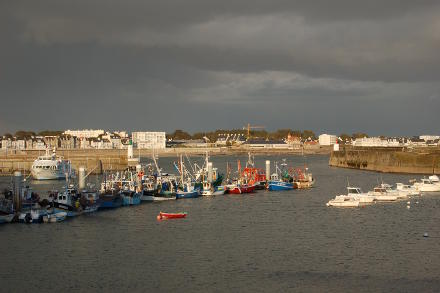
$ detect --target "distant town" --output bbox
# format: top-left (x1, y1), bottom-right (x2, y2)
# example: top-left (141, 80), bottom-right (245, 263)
top-left (1, 129), bottom-right (439, 151)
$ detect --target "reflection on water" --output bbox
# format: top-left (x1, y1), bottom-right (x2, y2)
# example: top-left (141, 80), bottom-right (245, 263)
top-left (1, 155), bottom-right (440, 292)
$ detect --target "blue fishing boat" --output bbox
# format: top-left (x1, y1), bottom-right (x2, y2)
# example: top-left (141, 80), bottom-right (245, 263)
top-left (267, 180), bottom-right (294, 191)
top-left (99, 173), bottom-right (124, 209)
top-left (267, 161), bottom-right (295, 191)
top-left (176, 177), bottom-right (200, 199)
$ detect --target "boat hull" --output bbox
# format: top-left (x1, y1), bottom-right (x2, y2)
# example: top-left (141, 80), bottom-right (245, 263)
top-left (99, 194), bottom-right (123, 209)
top-left (43, 211), bottom-right (67, 223)
top-left (267, 181), bottom-right (294, 191)
top-left (326, 200), bottom-right (360, 207)
top-left (0, 214), bottom-right (14, 224)
top-left (176, 190), bottom-right (199, 199)
top-left (122, 193), bottom-right (142, 206)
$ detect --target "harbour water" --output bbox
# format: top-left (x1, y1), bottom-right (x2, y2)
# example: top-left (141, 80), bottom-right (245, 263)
top-left (1, 155), bottom-right (440, 292)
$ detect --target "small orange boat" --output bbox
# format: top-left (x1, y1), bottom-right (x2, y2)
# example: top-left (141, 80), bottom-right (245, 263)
top-left (157, 212), bottom-right (187, 220)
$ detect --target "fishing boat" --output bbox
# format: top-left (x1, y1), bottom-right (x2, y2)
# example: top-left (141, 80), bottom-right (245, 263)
top-left (157, 212), bottom-right (187, 220)
top-left (140, 175), bottom-right (157, 202)
top-left (121, 189), bottom-right (142, 206)
top-left (155, 175), bottom-right (177, 200)
top-left (174, 155), bottom-right (200, 199)
top-left (194, 153), bottom-right (224, 190)
top-left (31, 148), bottom-right (73, 180)
top-left (226, 183), bottom-right (255, 194)
top-left (267, 171), bottom-right (294, 191)
top-left (176, 180), bottom-right (200, 199)
top-left (292, 167), bottom-right (315, 189)
top-left (201, 181), bottom-right (226, 196)
top-left (50, 186), bottom-right (84, 217)
top-left (267, 161), bottom-right (295, 191)
top-left (241, 153), bottom-right (267, 190)
top-left (99, 191), bottom-right (123, 208)
top-left (176, 189), bottom-right (199, 199)
top-left (99, 173), bottom-right (124, 208)
top-left (326, 196), bottom-right (360, 207)
top-left (80, 190), bottom-right (101, 213)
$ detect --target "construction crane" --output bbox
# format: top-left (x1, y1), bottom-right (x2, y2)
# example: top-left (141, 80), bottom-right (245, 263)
top-left (243, 123), bottom-right (265, 139)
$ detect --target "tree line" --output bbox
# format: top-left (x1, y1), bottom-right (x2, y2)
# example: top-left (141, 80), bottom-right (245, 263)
top-left (166, 129), bottom-right (318, 141)
top-left (2, 130), bottom-right (64, 139)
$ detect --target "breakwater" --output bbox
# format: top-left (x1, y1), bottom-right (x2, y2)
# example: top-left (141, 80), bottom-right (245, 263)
top-left (329, 146), bottom-right (440, 174)
top-left (0, 147), bottom-right (331, 176)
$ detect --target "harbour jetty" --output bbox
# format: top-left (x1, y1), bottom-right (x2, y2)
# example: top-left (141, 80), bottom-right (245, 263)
top-left (329, 146), bottom-right (440, 174)
top-left (0, 147), bottom-right (331, 176)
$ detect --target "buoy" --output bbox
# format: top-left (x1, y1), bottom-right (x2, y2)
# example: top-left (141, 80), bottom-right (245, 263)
top-left (423, 232), bottom-right (429, 237)
top-left (407, 201), bottom-right (410, 204)
top-left (407, 205), bottom-right (410, 209)
top-left (416, 201), bottom-right (419, 204)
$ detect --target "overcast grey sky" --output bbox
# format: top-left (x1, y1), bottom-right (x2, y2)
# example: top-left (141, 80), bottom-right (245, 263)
top-left (1, 0), bottom-right (440, 136)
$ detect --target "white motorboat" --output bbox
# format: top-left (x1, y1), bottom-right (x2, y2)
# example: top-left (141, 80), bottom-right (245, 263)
top-left (368, 186), bottom-right (398, 201)
top-left (31, 148), bottom-right (73, 180)
top-left (413, 178), bottom-right (440, 192)
top-left (345, 187), bottom-right (375, 203)
top-left (395, 183), bottom-right (421, 196)
top-left (380, 183), bottom-right (407, 199)
top-left (43, 211), bottom-right (67, 223)
top-left (326, 195), bottom-right (360, 207)
top-left (429, 175), bottom-right (439, 183)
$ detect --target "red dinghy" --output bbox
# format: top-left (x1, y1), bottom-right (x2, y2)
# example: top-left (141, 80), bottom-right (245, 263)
top-left (157, 212), bottom-right (187, 220)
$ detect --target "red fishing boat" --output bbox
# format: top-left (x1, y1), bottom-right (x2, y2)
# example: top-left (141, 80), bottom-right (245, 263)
top-left (226, 185), bottom-right (242, 194)
top-left (241, 153), bottom-right (267, 189)
top-left (226, 183), bottom-right (256, 194)
top-left (157, 212), bottom-right (187, 220)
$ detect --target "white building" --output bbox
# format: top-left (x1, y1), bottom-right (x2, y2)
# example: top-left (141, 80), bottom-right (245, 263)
top-left (420, 135), bottom-right (440, 141)
top-left (353, 137), bottom-right (401, 147)
top-left (64, 129), bottom-right (105, 139)
top-left (132, 132), bottom-right (166, 149)
top-left (1, 139), bottom-right (12, 150)
top-left (319, 134), bottom-right (337, 146)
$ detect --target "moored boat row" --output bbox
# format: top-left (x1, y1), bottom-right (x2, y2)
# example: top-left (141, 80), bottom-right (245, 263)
top-left (326, 177), bottom-right (440, 207)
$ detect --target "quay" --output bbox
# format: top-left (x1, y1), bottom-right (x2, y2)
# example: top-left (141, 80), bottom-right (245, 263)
top-left (329, 146), bottom-right (440, 174)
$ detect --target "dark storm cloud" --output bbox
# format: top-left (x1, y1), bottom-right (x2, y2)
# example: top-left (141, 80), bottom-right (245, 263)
top-left (1, 0), bottom-right (440, 135)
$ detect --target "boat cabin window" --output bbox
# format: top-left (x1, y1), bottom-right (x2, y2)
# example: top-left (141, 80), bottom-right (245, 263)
top-left (348, 188), bottom-right (361, 194)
